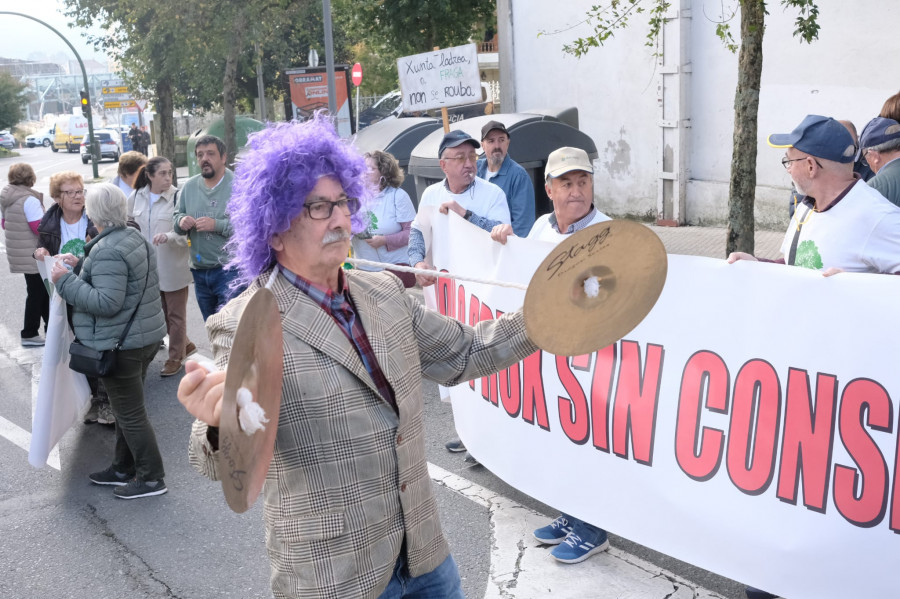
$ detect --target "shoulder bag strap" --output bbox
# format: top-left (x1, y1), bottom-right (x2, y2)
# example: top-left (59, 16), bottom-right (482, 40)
top-left (787, 204), bottom-right (813, 266)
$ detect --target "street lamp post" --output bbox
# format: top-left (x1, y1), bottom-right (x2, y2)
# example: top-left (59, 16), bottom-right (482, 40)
top-left (0, 11), bottom-right (99, 179)
top-left (322, 0), bottom-right (338, 117)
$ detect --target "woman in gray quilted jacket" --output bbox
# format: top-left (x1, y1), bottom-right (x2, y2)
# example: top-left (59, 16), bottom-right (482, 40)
top-left (51, 183), bottom-right (169, 500)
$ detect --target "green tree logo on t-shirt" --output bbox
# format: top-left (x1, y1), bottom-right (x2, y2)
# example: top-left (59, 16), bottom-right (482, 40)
top-left (794, 239), bottom-right (823, 270)
top-left (60, 238), bottom-right (86, 258)
top-left (355, 211), bottom-right (378, 239)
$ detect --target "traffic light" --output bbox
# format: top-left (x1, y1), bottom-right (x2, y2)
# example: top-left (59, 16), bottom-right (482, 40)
top-left (80, 91), bottom-right (90, 118)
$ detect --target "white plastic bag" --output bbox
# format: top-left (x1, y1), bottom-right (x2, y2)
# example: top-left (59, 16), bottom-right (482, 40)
top-left (29, 290), bottom-right (91, 468)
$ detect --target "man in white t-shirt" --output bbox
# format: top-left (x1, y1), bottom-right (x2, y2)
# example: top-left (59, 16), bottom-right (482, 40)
top-left (491, 146), bottom-right (613, 565)
top-left (728, 114), bottom-right (900, 275)
top-left (408, 130), bottom-right (510, 287)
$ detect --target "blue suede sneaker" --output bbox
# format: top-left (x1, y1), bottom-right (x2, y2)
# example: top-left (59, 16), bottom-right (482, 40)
top-left (550, 528), bottom-right (610, 563)
top-left (533, 515), bottom-right (573, 545)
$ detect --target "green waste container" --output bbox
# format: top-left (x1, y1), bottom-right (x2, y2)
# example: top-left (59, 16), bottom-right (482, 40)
top-left (186, 116), bottom-right (266, 176)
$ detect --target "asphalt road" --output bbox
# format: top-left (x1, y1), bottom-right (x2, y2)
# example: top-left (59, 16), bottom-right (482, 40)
top-left (0, 148), bottom-right (748, 599)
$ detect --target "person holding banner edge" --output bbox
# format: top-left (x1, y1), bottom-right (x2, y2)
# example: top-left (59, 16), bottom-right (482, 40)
top-left (178, 118), bottom-right (539, 599)
top-left (727, 114), bottom-right (900, 275)
top-left (729, 114), bottom-right (900, 599)
top-left (492, 146), bottom-right (614, 564)
top-left (408, 129), bottom-right (511, 288)
top-left (409, 129), bottom-right (512, 456)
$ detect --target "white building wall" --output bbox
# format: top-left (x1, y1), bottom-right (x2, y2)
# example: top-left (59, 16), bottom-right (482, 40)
top-left (507, 0), bottom-right (900, 230)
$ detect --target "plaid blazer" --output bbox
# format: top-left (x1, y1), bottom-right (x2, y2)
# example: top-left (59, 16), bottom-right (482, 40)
top-left (189, 268), bottom-right (537, 599)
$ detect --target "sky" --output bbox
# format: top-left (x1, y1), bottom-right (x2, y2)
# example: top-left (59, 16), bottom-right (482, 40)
top-left (0, 1), bottom-right (111, 66)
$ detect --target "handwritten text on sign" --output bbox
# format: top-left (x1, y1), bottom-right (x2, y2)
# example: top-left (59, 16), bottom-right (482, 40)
top-left (397, 44), bottom-right (481, 112)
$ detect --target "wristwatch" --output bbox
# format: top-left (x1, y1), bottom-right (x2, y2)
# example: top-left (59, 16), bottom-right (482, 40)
top-left (463, 209), bottom-right (473, 221)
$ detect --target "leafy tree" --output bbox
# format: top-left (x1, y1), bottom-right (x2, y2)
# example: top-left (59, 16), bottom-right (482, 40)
top-left (0, 71), bottom-right (27, 131)
top-left (552, 0), bottom-right (821, 255)
top-left (333, 0), bottom-right (496, 95)
top-left (64, 0), bottom-right (202, 164)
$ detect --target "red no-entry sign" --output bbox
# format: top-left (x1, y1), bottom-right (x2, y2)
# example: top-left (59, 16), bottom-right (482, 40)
top-left (351, 62), bottom-right (363, 87)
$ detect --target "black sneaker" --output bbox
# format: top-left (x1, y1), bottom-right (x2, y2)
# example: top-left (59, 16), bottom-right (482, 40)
top-left (445, 438), bottom-right (466, 453)
top-left (114, 478), bottom-right (168, 499)
top-left (89, 467), bottom-right (131, 486)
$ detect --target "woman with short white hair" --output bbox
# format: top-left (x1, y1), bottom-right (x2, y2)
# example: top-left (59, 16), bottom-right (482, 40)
top-left (50, 183), bottom-right (169, 500)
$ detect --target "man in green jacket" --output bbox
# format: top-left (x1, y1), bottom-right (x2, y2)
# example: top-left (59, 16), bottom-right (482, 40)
top-left (173, 135), bottom-right (243, 320)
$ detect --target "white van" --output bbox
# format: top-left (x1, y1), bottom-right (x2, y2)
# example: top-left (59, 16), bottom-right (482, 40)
top-left (52, 115), bottom-right (89, 153)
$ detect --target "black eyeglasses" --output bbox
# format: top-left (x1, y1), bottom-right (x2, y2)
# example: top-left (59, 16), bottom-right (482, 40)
top-left (781, 156), bottom-right (824, 170)
top-left (304, 198), bottom-right (361, 220)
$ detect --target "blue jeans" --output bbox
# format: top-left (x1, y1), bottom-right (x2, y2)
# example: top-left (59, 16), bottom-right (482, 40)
top-left (377, 550), bottom-right (465, 599)
top-left (191, 266), bottom-right (244, 321)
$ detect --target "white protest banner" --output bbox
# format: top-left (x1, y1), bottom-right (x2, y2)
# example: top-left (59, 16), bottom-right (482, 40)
top-left (397, 44), bottom-right (481, 113)
top-left (426, 212), bottom-right (900, 599)
top-left (29, 291), bottom-right (91, 468)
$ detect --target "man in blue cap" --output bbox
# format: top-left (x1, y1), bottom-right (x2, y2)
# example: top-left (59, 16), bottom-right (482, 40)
top-left (409, 129), bottom-right (510, 287)
top-left (728, 114), bottom-right (900, 274)
top-left (408, 129), bottom-right (511, 456)
top-left (860, 116), bottom-right (900, 207)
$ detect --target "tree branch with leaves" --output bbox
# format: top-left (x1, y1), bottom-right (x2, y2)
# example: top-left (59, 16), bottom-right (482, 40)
top-left (545, 0), bottom-right (820, 254)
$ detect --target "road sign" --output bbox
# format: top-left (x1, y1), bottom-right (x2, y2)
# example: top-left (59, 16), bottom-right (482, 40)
top-left (135, 99), bottom-right (148, 111)
top-left (351, 62), bottom-right (363, 87)
top-left (101, 86), bottom-right (129, 95)
top-left (103, 100), bottom-right (136, 109)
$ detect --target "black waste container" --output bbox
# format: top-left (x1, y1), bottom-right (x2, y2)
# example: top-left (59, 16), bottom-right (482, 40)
top-left (353, 117), bottom-right (442, 203)
top-left (406, 109), bottom-right (598, 216)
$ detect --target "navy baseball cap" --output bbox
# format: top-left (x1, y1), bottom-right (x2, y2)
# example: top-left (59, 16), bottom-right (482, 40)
top-left (767, 115), bottom-right (856, 163)
top-left (859, 116), bottom-right (900, 150)
top-left (438, 130), bottom-right (480, 158)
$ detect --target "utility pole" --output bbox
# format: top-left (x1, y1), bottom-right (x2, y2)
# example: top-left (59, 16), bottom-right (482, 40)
top-left (322, 0), bottom-right (338, 117)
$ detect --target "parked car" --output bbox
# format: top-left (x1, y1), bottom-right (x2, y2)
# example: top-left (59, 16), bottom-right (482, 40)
top-left (357, 90), bottom-right (403, 130)
top-left (80, 130), bottom-right (121, 163)
top-left (26, 128), bottom-right (54, 147)
top-left (0, 130), bottom-right (16, 150)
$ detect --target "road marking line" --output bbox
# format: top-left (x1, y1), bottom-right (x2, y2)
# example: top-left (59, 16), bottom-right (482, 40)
top-left (428, 463), bottom-right (726, 599)
top-left (0, 324), bottom-right (61, 470)
top-left (0, 416), bottom-right (31, 452)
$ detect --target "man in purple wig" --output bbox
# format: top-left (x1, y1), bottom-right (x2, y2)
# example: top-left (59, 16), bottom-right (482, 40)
top-left (177, 116), bottom-right (539, 599)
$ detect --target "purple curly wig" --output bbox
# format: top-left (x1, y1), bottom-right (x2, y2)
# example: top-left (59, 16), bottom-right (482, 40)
top-left (225, 115), bottom-right (370, 288)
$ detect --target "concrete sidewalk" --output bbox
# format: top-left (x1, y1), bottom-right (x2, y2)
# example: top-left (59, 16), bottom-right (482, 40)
top-left (646, 223), bottom-right (783, 261)
top-left (431, 465), bottom-right (728, 599)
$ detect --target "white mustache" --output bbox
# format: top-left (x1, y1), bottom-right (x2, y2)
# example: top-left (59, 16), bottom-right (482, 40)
top-left (322, 229), bottom-right (351, 245)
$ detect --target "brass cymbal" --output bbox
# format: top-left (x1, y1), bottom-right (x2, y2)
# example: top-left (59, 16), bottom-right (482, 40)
top-left (524, 220), bottom-right (668, 356)
top-left (219, 288), bottom-right (284, 514)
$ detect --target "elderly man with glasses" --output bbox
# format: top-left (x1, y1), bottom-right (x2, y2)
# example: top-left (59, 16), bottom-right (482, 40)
top-left (178, 119), bottom-right (538, 599)
top-left (860, 116), bottom-right (900, 207)
top-left (407, 129), bottom-right (512, 456)
top-left (408, 130), bottom-right (510, 288)
top-left (728, 114), bottom-right (900, 275)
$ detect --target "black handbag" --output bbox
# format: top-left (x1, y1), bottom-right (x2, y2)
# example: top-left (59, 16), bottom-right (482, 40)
top-left (68, 340), bottom-right (119, 377)
top-left (68, 239), bottom-right (151, 377)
